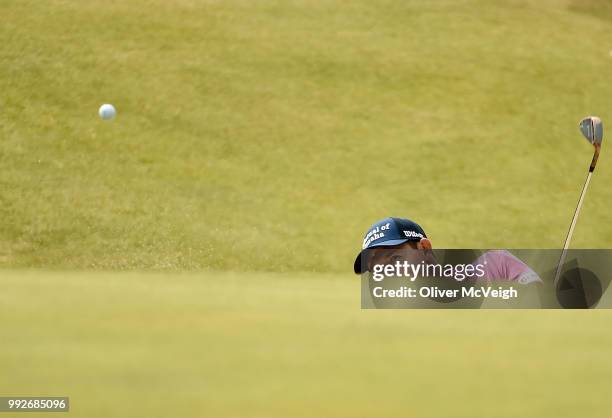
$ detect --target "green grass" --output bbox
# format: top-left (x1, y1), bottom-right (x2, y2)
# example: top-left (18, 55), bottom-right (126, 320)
top-left (1, 270), bottom-right (612, 418)
top-left (2, 0), bottom-right (612, 271)
top-left (2, 1), bottom-right (612, 417)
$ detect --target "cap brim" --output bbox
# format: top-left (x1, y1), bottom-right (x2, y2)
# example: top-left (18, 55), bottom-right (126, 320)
top-left (353, 238), bottom-right (412, 274)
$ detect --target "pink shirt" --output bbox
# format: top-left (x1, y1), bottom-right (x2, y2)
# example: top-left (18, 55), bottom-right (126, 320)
top-left (472, 250), bottom-right (541, 284)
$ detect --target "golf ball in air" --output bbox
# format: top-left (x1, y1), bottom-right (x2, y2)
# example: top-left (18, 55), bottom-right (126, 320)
top-left (98, 104), bottom-right (116, 120)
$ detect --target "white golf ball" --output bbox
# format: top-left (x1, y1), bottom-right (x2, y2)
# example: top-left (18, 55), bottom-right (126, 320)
top-left (98, 104), bottom-right (116, 120)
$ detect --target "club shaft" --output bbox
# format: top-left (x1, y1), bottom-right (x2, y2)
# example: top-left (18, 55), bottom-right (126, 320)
top-left (553, 170), bottom-right (593, 286)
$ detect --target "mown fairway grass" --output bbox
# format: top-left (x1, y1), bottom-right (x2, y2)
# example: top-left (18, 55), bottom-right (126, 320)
top-left (2, 0), bottom-right (612, 417)
top-left (1, 270), bottom-right (612, 418)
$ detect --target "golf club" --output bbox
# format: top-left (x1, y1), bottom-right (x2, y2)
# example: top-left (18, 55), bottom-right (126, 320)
top-left (553, 116), bottom-right (603, 287)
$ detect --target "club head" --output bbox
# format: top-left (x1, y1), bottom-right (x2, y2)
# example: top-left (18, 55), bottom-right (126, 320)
top-left (579, 116), bottom-right (603, 146)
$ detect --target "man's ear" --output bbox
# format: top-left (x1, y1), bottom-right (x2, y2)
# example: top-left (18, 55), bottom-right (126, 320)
top-left (417, 238), bottom-right (432, 250)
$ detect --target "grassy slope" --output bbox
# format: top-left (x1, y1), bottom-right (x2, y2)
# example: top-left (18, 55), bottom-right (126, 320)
top-left (1, 270), bottom-right (611, 418)
top-left (1, 0), bottom-right (612, 272)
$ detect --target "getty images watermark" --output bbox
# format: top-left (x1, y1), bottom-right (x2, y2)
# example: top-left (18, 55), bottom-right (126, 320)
top-left (360, 249), bottom-right (612, 309)
top-left (370, 258), bottom-right (518, 301)
top-left (371, 260), bottom-right (487, 282)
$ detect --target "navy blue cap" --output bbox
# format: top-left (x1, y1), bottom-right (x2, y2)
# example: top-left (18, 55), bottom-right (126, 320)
top-left (353, 217), bottom-right (427, 274)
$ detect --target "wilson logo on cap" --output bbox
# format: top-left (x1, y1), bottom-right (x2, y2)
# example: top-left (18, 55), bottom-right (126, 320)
top-left (403, 230), bottom-right (424, 239)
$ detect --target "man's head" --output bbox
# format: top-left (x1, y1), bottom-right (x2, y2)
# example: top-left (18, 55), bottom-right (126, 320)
top-left (353, 217), bottom-right (432, 274)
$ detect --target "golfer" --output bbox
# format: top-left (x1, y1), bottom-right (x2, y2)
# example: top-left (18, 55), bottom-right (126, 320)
top-left (354, 217), bottom-right (541, 284)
